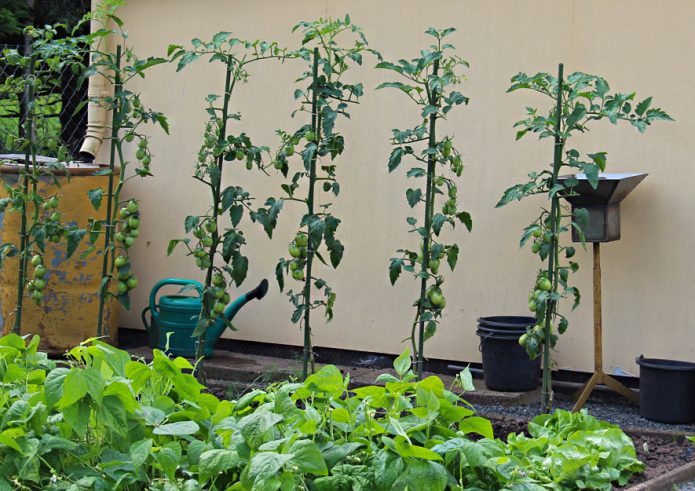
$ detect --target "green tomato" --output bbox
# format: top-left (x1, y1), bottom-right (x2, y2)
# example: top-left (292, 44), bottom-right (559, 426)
top-left (214, 288), bottom-right (225, 299)
top-left (532, 228), bottom-right (542, 238)
top-left (565, 246), bottom-right (576, 258)
top-left (430, 291), bottom-right (444, 306)
top-left (305, 130), bottom-right (316, 142)
top-left (285, 145), bottom-right (295, 156)
top-left (292, 269), bottom-right (305, 281)
top-left (448, 186), bottom-right (457, 199)
top-left (125, 133), bottom-right (135, 143)
top-left (273, 160), bottom-right (283, 169)
top-left (129, 229), bottom-right (140, 238)
top-left (213, 302), bottom-right (226, 314)
top-left (48, 196), bottom-right (59, 209)
top-left (212, 274), bottom-right (225, 287)
top-left (519, 333), bottom-right (528, 347)
top-left (117, 282), bottom-right (128, 294)
top-left (223, 292), bottom-right (230, 304)
top-left (528, 300), bottom-right (537, 312)
top-left (533, 324), bottom-right (544, 337)
top-left (441, 146), bottom-right (451, 158)
top-left (115, 232), bottom-right (125, 243)
top-left (31, 254), bottom-right (43, 267)
top-left (202, 237), bottom-right (213, 247)
top-left (124, 236), bottom-right (135, 248)
top-left (430, 259), bottom-right (440, 274)
top-left (142, 155), bottom-right (151, 166)
top-left (446, 198), bottom-right (456, 208)
top-left (33, 265), bottom-right (46, 278)
top-left (289, 245), bottom-right (301, 258)
top-left (537, 277), bottom-right (552, 292)
top-left (295, 233), bottom-right (308, 247)
top-left (128, 217), bottom-right (140, 229)
top-left (126, 277), bottom-right (138, 289)
top-left (119, 207), bottom-right (130, 219)
top-left (289, 260), bottom-right (300, 272)
top-left (50, 211), bottom-right (60, 222)
top-left (138, 138), bottom-right (147, 149)
top-left (531, 243), bottom-right (540, 254)
top-left (127, 201), bottom-right (139, 214)
top-left (115, 256), bottom-right (128, 268)
top-left (235, 150), bottom-right (245, 161)
top-left (135, 148), bottom-right (146, 160)
top-left (32, 290), bottom-right (43, 301)
top-left (205, 221), bottom-right (217, 234)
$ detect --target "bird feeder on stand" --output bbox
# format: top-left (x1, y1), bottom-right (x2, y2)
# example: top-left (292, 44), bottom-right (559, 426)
top-left (558, 172), bottom-right (646, 412)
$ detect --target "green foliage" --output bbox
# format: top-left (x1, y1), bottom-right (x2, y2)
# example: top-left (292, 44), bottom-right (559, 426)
top-left (166, 33), bottom-right (287, 363)
top-left (497, 66), bottom-right (671, 411)
top-left (255, 16), bottom-right (376, 378)
top-left (0, 24), bottom-right (90, 332)
top-left (79, 4), bottom-right (169, 334)
top-left (377, 28), bottom-right (470, 379)
top-left (0, 337), bottom-right (643, 490)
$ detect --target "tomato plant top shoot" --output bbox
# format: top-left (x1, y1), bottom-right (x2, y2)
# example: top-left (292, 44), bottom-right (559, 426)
top-left (497, 65), bottom-right (672, 412)
top-left (378, 28), bottom-right (471, 380)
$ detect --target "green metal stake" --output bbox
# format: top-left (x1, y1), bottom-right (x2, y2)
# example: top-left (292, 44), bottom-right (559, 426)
top-left (302, 47), bottom-right (321, 380)
top-left (13, 55), bottom-right (35, 334)
top-left (541, 62), bottom-right (565, 412)
top-left (415, 58), bottom-right (440, 380)
top-left (96, 45), bottom-right (122, 339)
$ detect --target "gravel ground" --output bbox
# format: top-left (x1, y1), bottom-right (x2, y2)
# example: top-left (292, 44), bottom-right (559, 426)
top-left (475, 393), bottom-right (695, 434)
top-left (679, 481), bottom-right (695, 490)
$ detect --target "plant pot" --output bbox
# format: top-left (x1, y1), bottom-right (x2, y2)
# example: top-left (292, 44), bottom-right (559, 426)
top-left (477, 316), bottom-right (540, 392)
top-left (636, 356), bottom-right (695, 424)
top-left (0, 157), bottom-right (118, 352)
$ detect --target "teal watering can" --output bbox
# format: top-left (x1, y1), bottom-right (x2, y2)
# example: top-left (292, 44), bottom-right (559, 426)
top-left (141, 278), bottom-right (269, 358)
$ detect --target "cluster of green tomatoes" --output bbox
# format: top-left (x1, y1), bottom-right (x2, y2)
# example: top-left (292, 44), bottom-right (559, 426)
top-left (209, 272), bottom-right (231, 319)
top-left (42, 195), bottom-right (64, 243)
top-left (192, 219), bottom-right (218, 270)
top-left (113, 200), bottom-right (140, 295)
top-left (287, 233), bottom-right (309, 282)
top-left (440, 138), bottom-right (463, 177)
top-left (26, 254), bottom-right (47, 304)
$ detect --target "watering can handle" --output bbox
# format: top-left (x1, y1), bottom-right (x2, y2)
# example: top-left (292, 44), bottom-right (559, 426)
top-left (148, 278), bottom-right (204, 320)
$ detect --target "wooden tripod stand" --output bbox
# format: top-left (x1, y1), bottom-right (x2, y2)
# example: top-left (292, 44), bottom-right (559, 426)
top-left (572, 242), bottom-right (639, 412)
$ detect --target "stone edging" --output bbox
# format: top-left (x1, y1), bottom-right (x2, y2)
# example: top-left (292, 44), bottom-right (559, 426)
top-left (626, 459), bottom-right (695, 490)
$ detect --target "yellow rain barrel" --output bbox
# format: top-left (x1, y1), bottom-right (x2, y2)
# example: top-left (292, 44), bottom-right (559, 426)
top-left (0, 156), bottom-right (118, 352)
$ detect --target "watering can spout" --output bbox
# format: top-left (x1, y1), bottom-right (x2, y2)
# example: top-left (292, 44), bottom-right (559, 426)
top-left (205, 279), bottom-right (269, 357)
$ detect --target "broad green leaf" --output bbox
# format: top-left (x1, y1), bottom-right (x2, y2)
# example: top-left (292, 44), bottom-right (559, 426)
top-left (153, 421), bottom-right (200, 436)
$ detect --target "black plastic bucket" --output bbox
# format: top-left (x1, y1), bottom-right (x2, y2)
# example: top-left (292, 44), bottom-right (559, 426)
top-left (476, 316), bottom-right (540, 392)
top-left (636, 356), bottom-right (695, 424)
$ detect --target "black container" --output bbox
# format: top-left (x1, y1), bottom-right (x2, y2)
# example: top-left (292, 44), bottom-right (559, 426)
top-left (476, 316), bottom-right (540, 392)
top-left (636, 356), bottom-right (695, 424)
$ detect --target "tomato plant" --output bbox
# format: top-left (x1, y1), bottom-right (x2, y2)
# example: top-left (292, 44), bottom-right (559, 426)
top-left (497, 64), bottom-right (672, 411)
top-left (167, 33), bottom-right (286, 371)
top-left (378, 28), bottom-right (471, 380)
top-left (255, 17), bottom-right (376, 379)
top-left (82, 4), bottom-right (169, 338)
top-left (0, 25), bottom-right (89, 333)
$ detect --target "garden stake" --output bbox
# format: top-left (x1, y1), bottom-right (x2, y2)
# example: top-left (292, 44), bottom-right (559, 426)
top-left (96, 45), bottom-right (121, 339)
top-left (302, 47), bottom-right (320, 379)
top-left (13, 57), bottom-right (35, 334)
top-left (540, 62), bottom-right (564, 412)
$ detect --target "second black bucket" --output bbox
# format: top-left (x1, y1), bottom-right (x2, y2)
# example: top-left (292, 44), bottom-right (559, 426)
top-left (477, 316), bottom-right (540, 392)
top-left (636, 356), bottom-right (695, 424)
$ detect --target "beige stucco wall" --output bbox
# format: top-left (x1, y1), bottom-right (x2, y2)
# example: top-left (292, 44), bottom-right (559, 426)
top-left (102, 0), bottom-right (691, 375)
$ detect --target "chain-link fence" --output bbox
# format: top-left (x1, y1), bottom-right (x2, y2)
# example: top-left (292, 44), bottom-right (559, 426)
top-left (0, 43), bottom-right (88, 159)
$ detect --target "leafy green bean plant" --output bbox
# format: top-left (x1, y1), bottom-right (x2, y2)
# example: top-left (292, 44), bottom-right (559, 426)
top-left (83, 4), bottom-right (169, 338)
top-left (378, 28), bottom-right (471, 380)
top-left (255, 17), bottom-right (375, 379)
top-left (497, 65), bottom-right (672, 411)
top-left (0, 334), bottom-right (644, 490)
top-left (167, 33), bottom-right (286, 365)
top-left (0, 25), bottom-right (88, 333)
